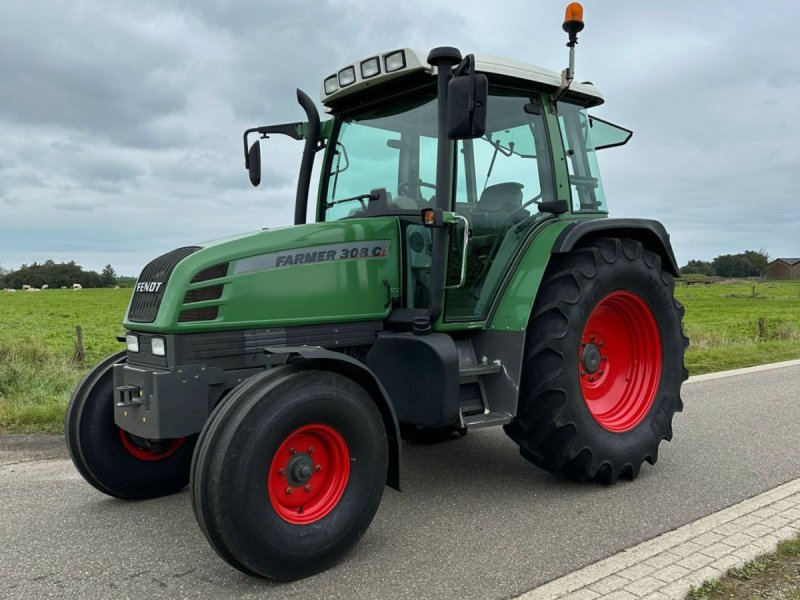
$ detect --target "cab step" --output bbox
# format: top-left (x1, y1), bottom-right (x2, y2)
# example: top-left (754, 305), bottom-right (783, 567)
top-left (461, 410), bottom-right (513, 429)
top-left (458, 362), bottom-right (503, 380)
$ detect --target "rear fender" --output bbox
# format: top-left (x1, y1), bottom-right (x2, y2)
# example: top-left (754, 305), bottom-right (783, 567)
top-left (552, 218), bottom-right (679, 276)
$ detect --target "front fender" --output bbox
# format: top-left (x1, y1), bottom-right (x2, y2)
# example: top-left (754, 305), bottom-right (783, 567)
top-left (265, 346), bottom-right (402, 491)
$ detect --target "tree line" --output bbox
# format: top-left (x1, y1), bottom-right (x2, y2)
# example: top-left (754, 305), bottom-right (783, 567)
top-left (0, 260), bottom-right (118, 289)
top-left (680, 250), bottom-right (769, 278)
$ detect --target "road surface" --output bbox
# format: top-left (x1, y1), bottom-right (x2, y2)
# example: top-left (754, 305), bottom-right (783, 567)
top-left (1, 363), bottom-right (799, 599)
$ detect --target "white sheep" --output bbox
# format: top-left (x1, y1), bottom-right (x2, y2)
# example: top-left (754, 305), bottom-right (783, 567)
top-left (26, 287), bottom-right (41, 292)
top-left (72, 283), bottom-right (83, 290)
top-left (22, 284), bottom-right (31, 290)
top-left (4, 288), bottom-right (16, 293)
top-left (42, 285), bottom-right (49, 290)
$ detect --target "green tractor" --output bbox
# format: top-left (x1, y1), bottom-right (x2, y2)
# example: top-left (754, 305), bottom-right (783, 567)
top-left (66, 4), bottom-right (687, 581)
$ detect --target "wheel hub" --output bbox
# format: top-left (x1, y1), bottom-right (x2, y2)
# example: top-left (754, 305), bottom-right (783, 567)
top-left (578, 291), bottom-right (662, 432)
top-left (268, 424), bottom-right (351, 525)
top-left (285, 453), bottom-right (314, 487)
top-left (581, 342), bottom-right (602, 374)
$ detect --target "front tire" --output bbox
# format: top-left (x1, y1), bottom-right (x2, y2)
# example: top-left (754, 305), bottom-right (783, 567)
top-left (191, 368), bottom-right (388, 580)
top-left (65, 352), bottom-right (196, 499)
top-left (505, 238), bottom-right (688, 483)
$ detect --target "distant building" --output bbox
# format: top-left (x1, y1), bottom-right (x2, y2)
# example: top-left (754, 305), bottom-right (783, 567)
top-left (766, 258), bottom-right (800, 280)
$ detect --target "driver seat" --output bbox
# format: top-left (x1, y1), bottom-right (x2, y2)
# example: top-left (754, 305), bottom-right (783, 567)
top-left (471, 182), bottom-right (528, 233)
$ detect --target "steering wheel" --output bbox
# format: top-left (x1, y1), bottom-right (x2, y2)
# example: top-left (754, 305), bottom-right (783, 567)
top-left (398, 179), bottom-right (436, 201)
top-left (508, 192), bottom-right (543, 221)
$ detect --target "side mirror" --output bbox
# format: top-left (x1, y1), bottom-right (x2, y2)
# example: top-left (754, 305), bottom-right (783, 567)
top-left (446, 72), bottom-right (487, 140)
top-left (247, 140), bottom-right (261, 187)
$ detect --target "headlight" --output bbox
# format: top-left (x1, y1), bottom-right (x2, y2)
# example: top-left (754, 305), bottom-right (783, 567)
top-left (324, 75), bottom-right (339, 95)
top-left (338, 66), bottom-right (356, 87)
top-left (125, 334), bottom-right (139, 353)
top-left (360, 57), bottom-right (380, 78)
top-left (384, 50), bottom-right (406, 73)
top-left (151, 337), bottom-right (166, 357)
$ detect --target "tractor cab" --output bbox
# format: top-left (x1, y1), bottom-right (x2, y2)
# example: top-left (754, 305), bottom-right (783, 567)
top-left (245, 48), bottom-right (633, 327)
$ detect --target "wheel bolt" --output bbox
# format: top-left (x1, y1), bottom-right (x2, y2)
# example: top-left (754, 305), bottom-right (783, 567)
top-left (598, 342), bottom-right (604, 347)
top-left (590, 335), bottom-right (595, 342)
top-left (308, 446), bottom-right (315, 454)
top-left (598, 370), bottom-right (604, 376)
top-left (589, 376), bottom-right (595, 383)
top-left (289, 447), bottom-right (296, 455)
top-left (278, 468), bottom-right (285, 476)
top-left (304, 484), bottom-right (312, 492)
top-left (315, 465), bottom-right (322, 472)
top-left (602, 356), bottom-right (608, 362)
top-left (285, 487), bottom-right (292, 495)
top-left (580, 370), bottom-right (586, 376)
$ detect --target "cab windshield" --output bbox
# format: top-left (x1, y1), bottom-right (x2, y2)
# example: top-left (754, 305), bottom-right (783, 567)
top-left (321, 92), bottom-right (438, 221)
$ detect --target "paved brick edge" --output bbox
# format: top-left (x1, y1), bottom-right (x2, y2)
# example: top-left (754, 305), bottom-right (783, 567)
top-left (514, 477), bottom-right (800, 600)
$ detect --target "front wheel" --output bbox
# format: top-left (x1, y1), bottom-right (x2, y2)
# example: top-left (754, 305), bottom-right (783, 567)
top-left (65, 352), bottom-right (196, 499)
top-left (505, 238), bottom-right (688, 483)
top-left (191, 368), bottom-right (388, 580)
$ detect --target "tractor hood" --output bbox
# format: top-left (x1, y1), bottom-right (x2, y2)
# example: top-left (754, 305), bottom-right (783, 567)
top-left (123, 217), bottom-right (401, 333)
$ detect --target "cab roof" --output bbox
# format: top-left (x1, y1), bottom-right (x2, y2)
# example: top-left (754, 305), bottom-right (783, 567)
top-left (320, 48), bottom-right (604, 111)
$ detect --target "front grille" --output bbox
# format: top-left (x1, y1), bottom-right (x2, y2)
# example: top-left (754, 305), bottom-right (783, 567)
top-left (178, 306), bottom-right (219, 322)
top-left (183, 285), bottom-right (224, 304)
top-left (191, 262), bottom-right (229, 283)
top-left (129, 246), bottom-right (200, 323)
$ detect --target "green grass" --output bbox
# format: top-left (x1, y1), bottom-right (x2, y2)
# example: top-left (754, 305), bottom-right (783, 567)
top-left (675, 280), bottom-right (800, 373)
top-left (0, 281), bottom-right (799, 432)
top-left (0, 289), bottom-right (130, 432)
top-left (687, 534), bottom-right (800, 599)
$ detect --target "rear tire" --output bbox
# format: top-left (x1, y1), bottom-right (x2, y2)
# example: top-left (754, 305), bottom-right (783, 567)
top-left (505, 238), bottom-right (688, 483)
top-left (191, 368), bottom-right (388, 580)
top-left (65, 352), bottom-right (197, 499)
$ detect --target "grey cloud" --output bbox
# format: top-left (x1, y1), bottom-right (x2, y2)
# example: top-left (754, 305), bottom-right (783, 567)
top-left (1, 0), bottom-right (799, 274)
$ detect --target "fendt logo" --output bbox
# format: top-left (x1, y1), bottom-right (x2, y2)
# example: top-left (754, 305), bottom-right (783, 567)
top-left (136, 281), bottom-right (163, 293)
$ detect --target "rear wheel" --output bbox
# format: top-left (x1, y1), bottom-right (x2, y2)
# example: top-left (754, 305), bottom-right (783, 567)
top-left (191, 368), bottom-right (388, 580)
top-left (65, 352), bottom-right (196, 499)
top-left (505, 238), bottom-right (688, 483)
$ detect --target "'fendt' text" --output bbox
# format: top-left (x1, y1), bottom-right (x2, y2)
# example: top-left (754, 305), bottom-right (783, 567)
top-left (136, 282), bottom-right (163, 293)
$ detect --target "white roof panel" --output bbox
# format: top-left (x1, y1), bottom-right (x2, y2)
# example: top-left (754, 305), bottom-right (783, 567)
top-left (321, 47), bottom-right (603, 108)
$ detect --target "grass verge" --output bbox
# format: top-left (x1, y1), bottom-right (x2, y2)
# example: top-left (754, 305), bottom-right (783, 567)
top-left (0, 281), bottom-right (799, 433)
top-left (0, 337), bottom-right (83, 433)
top-left (687, 534), bottom-right (800, 599)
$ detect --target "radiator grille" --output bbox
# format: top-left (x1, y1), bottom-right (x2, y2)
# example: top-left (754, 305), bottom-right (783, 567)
top-left (129, 246), bottom-right (200, 323)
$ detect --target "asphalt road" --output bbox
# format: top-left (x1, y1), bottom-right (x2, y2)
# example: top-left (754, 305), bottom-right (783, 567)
top-left (2, 363), bottom-right (799, 600)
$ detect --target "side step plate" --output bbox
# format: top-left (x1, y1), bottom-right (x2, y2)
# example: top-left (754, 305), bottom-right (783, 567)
top-left (458, 363), bottom-right (503, 380)
top-left (462, 411), bottom-right (512, 429)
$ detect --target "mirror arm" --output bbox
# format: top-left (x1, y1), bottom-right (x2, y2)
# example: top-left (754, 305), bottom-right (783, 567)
top-left (243, 122), bottom-right (305, 169)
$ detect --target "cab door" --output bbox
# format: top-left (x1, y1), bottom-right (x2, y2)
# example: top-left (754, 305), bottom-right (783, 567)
top-left (444, 91), bottom-right (556, 321)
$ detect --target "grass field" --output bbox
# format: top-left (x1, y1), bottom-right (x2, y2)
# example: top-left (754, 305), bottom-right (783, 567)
top-left (0, 281), bottom-right (799, 432)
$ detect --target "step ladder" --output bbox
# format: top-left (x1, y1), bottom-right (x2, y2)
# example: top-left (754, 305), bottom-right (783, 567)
top-left (456, 340), bottom-right (512, 429)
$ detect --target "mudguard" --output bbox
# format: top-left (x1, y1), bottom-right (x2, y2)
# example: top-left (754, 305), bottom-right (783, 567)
top-left (553, 218), bottom-right (680, 276)
top-left (265, 346), bottom-right (402, 491)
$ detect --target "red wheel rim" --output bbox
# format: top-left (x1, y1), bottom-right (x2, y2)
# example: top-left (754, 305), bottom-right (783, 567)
top-left (268, 424), bottom-right (350, 525)
top-left (118, 429), bottom-right (185, 461)
top-left (579, 291), bottom-right (661, 432)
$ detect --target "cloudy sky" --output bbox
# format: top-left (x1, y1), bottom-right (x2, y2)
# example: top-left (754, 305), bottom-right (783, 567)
top-left (1, 1), bottom-right (798, 275)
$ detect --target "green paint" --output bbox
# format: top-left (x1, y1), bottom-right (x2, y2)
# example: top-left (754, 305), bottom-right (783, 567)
top-left (487, 220), bottom-right (570, 332)
top-left (123, 217), bottom-right (400, 333)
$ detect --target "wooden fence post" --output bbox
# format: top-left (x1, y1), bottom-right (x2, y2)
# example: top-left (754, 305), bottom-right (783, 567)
top-left (73, 325), bottom-right (85, 365)
top-left (758, 317), bottom-right (766, 340)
